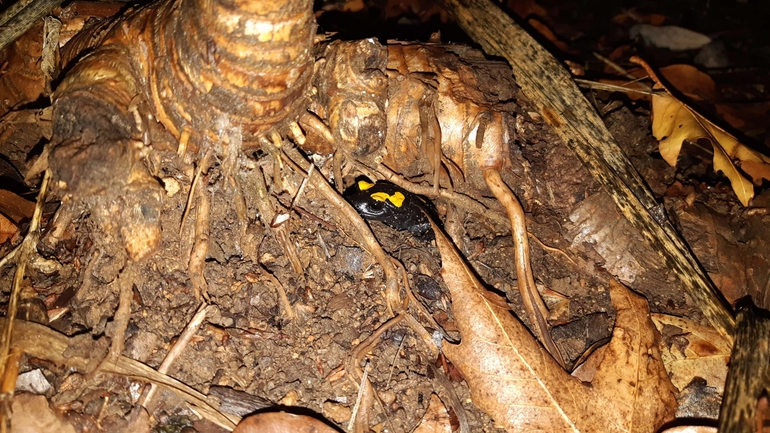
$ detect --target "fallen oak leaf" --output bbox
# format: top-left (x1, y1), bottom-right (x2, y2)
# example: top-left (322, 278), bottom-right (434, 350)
top-left (631, 57), bottom-right (770, 206)
top-left (651, 314), bottom-right (730, 393)
top-left (414, 394), bottom-right (453, 433)
top-left (432, 220), bottom-right (678, 432)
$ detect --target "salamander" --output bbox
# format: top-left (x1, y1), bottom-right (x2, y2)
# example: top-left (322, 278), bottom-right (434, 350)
top-left (344, 180), bottom-right (433, 236)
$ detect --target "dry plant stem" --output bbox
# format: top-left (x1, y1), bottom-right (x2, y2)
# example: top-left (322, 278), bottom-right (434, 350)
top-left (252, 156), bottom-right (304, 275)
top-left (592, 52), bottom-right (652, 91)
top-left (252, 164), bottom-right (277, 228)
top-left (0, 348), bottom-right (21, 433)
top-left (189, 185), bottom-right (211, 302)
top-left (0, 318), bottom-right (237, 430)
top-left (348, 361), bottom-right (371, 432)
top-left (483, 168), bottom-right (565, 368)
top-left (139, 303), bottom-right (213, 408)
top-left (0, 170), bottom-right (50, 405)
top-left (574, 79), bottom-right (656, 96)
top-left (282, 145), bottom-right (401, 314)
top-left (0, 348), bottom-right (20, 396)
top-left (440, 0), bottom-right (736, 339)
top-left (275, 223), bottom-right (304, 275)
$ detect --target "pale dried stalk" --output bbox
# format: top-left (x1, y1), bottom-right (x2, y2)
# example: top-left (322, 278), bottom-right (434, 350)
top-left (0, 171), bottom-right (50, 432)
top-left (189, 184), bottom-right (211, 301)
top-left (139, 303), bottom-right (213, 408)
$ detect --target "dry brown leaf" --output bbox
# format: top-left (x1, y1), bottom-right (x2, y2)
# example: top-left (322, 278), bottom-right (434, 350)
top-left (652, 314), bottom-right (730, 393)
top-left (527, 19), bottom-right (571, 52)
top-left (0, 213), bottom-right (18, 244)
top-left (10, 393), bottom-right (77, 433)
top-left (659, 427), bottom-right (717, 433)
top-left (433, 222), bottom-right (677, 432)
top-left (0, 189), bottom-right (36, 224)
top-left (632, 57), bottom-right (770, 206)
top-left (611, 11), bottom-right (666, 26)
top-left (413, 394), bottom-right (452, 433)
top-left (233, 412), bottom-right (338, 433)
top-left (716, 101), bottom-right (770, 133)
top-left (658, 64), bottom-right (717, 101)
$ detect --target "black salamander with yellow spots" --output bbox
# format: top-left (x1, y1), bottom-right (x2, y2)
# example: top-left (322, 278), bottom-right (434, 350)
top-left (344, 180), bottom-right (433, 235)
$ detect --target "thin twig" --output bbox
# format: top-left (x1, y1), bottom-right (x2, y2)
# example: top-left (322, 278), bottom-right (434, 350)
top-left (2, 318), bottom-right (237, 430)
top-left (372, 163), bottom-right (510, 228)
top-left (347, 360), bottom-right (370, 432)
top-left (262, 267), bottom-right (296, 320)
top-left (592, 52), bottom-right (651, 91)
top-left (0, 170), bottom-right (51, 390)
top-left (139, 303), bottom-right (213, 408)
top-left (573, 78), bottom-right (657, 96)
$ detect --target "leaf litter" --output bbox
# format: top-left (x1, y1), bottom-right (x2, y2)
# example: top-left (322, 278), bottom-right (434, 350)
top-left (432, 218), bottom-right (678, 432)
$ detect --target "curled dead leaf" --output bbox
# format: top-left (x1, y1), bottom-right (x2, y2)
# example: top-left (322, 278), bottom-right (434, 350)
top-left (632, 57), bottom-right (770, 206)
top-left (414, 394), bottom-right (453, 433)
top-left (233, 412), bottom-right (338, 433)
top-left (652, 314), bottom-right (730, 393)
top-left (432, 219), bottom-right (677, 432)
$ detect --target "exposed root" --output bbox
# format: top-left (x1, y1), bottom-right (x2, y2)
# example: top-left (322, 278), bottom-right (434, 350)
top-left (261, 266), bottom-right (296, 321)
top-left (189, 182), bottom-right (211, 302)
top-left (179, 149), bottom-right (213, 236)
top-left (483, 168), bottom-right (565, 368)
top-left (96, 261), bottom-right (138, 371)
top-left (1, 318), bottom-right (237, 430)
top-left (529, 233), bottom-right (578, 267)
top-left (392, 257), bottom-right (455, 348)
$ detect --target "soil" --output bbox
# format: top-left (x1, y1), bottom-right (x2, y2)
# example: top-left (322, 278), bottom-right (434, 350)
top-left (1, 0), bottom-right (769, 432)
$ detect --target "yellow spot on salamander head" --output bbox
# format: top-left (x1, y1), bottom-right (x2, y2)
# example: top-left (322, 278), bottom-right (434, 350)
top-left (388, 192), bottom-right (405, 207)
top-left (358, 180), bottom-right (375, 191)
top-left (370, 192), bottom-right (390, 202)
top-left (369, 191), bottom-right (405, 207)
